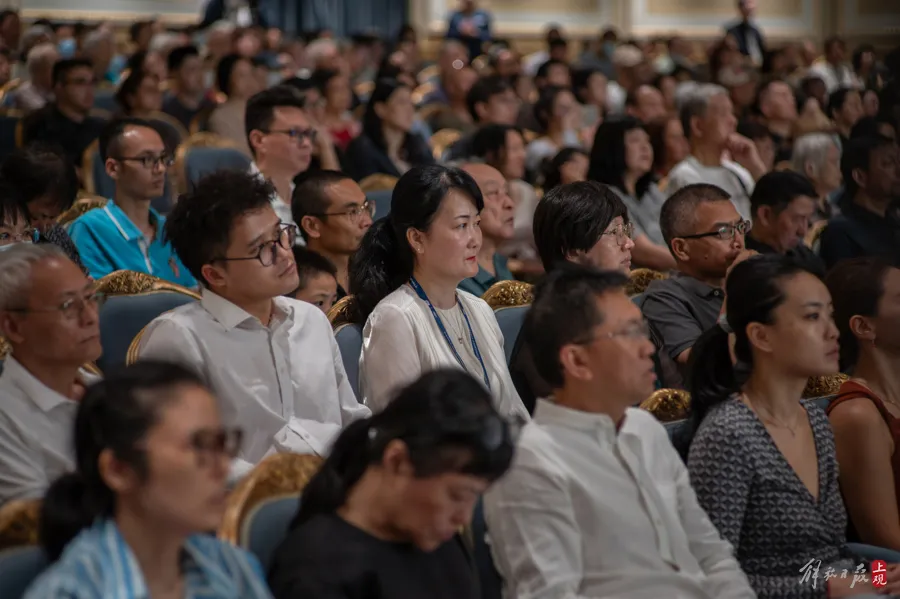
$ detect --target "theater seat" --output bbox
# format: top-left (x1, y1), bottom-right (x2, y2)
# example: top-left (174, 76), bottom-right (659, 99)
top-left (183, 146), bottom-right (251, 193)
top-left (0, 546), bottom-right (47, 599)
top-left (366, 189), bottom-right (393, 221)
top-left (845, 542), bottom-right (900, 563)
top-left (240, 495), bottom-right (300, 573)
top-left (471, 498), bottom-right (502, 599)
top-left (334, 323), bottom-right (363, 400)
top-left (493, 306), bottom-right (528, 364)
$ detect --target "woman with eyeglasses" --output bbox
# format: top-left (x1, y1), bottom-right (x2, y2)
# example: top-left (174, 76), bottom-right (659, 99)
top-left (350, 164), bottom-right (528, 420)
top-left (26, 360), bottom-right (273, 599)
top-left (0, 185), bottom-right (39, 250)
top-left (268, 369), bottom-right (517, 599)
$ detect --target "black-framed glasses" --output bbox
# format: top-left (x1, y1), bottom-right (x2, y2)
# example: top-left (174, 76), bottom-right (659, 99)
top-left (311, 201), bottom-right (375, 223)
top-left (215, 223), bottom-right (297, 267)
top-left (114, 152), bottom-right (174, 170)
top-left (8, 290), bottom-right (106, 320)
top-left (601, 222), bottom-right (635, 244)
top-left (0, 228), bottom-right (39, 245)
top-left (263, 127), bottom-right (317, 144)
top-left (679, 219), bottom-right (752, 241)
top-left (189, 427), bottom-right (243, 467)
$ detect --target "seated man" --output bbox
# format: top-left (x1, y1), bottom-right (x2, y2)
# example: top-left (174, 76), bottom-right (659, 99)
top-left (643, 183), bottom-right (751, 367)
top-left (820, 135), bottom-right (900, 269)
top-left (292, 170), bottom-right (373, 298)
top-left (0, 245), bottom-right (102, 503)
top-left (289, 245), bottom-right (339, 314)
top-left (68, 118), bottom-right (195, 286)
top-left (485, 267), bottom-right (755, 599)
top-left (458, 163), bottom-right (515, 296)
top-left (162, 44), bottom-right (216, 130)
top-left (136, 170), bottom-right (369, 470)
top-left (445, 74), bottom-right (520, 161)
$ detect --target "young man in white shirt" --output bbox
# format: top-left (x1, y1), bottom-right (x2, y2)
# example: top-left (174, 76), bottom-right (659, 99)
top-left (136, 170), bottom-right (369, 471)
top-left (667, 83), bottom-right (767, 220)
top-left (484, 266), bottom-right (755, 599)
top-left (0, 244), bottom-right (102, 503)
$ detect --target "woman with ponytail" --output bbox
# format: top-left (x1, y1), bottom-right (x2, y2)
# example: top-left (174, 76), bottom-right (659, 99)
top-left (26, 360), bottom-right (272, 599)
top-left (267, 368), bottom-right (518, 599)
top-left (685, 255), bottom-right (900, 598)
top-left (350, 164), bottom-right (528, 419)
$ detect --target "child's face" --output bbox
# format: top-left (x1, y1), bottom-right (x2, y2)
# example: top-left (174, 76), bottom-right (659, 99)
top-left (294, 272), bottom-right (339, 313)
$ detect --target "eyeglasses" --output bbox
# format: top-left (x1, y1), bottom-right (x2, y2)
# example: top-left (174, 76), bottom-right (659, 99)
top-left (215, 223), bottom-right (297, 267)
top-left (578, 320), bottom-right (652, 345)
top-left (114, 152), bottom-right (174, 170)
top-left (0, 228), bottom-right (38, 245)
top-left (64, 77), bottom-right (95, 87)
top-left (679, 219), bottom-right (752, 241)
top-left (312, 201), bottom-right (376, 223)
top-left (601, 222), bottom-right (635, 244)
top-left (189, 427), bottom-right (243, 467)
top-left (263, 127), bottom-right (317, 144)
top-left (8, 290), bottom-right (105, 320)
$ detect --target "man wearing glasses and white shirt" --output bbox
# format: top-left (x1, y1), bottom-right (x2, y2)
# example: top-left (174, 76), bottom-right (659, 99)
top-left (136, 170), bottom-right (368, 474)
top-left (246, 85), bottom-right (340, 238)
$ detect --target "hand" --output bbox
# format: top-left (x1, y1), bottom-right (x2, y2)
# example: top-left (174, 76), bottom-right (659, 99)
top-left (877, 563), bottom-right (900, 595)
top-left (725, 249), bottom-right (758, 281)
top-left (726, 133), bottom-right (767, 180)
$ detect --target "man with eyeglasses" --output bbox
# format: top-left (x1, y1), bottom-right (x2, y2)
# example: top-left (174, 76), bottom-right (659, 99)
top-left (21, 58), bottom-right (107, 169)
top-left (643, 183), bottom-right (756, 369)
top-left (67, 118), bottom-right (195, 286)
top-left (136, 170), bottom-right (368, 475)
top-left (485, 267), bottom-right (755, 599)
top-left (292, 170), bottom-right (374, 298)
top-left (246, 85), bottom-right (340, 237)
top-left (0, 244), bottom-right (102, 504)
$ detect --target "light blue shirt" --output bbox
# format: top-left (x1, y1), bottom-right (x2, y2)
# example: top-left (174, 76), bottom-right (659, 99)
top-left (68, 202), bottom-right (196, 287)
top-left (25, 519), bottom-right (273, 599)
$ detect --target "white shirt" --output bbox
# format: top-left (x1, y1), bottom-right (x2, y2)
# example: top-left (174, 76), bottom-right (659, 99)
top-left (808, 61), bottom-right (858, 93)
top-left (136, 290), bottom-right (369, 466)
top-left (484, 401), bottom-right (755, 599)
top-left (666, 155), bottom-right (754, 220)
top-left (249, 162), bottom-right (303, 245)
top-left (359, 285), bottom-right (528, 420)
top-left (606, 80), bottom-right (627, 115)
top-left (0, 357), bottom-right (100, 504)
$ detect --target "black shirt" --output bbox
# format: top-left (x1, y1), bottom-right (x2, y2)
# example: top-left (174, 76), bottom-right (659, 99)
top-left (820, 197), bottom-right (900, 269)
top-left (162, 93), bottom-right (215, 131)
top-left (22, 104), bottom-right (106, 169)
top-left (268, 513), bottom-right (479, 599)
top-left (745, 233), bottom-right (825, 271)
top-left (343, 133), bottom-right (435, 182)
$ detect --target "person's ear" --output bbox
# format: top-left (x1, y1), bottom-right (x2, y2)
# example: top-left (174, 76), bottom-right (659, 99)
top-left (849, 314), bottom-right (876, 344)
top-left (670, 238), bottom-right (690, 262)
top-left (745, 321), bottom-right (774, 355)
top-left (200, 263), bottom-right (228, 291)
top-left (690, 114), bottom-right (703, 139)
top-left (474, 101), bottom-right (487, 122)
top-left (406, 227), bottom-right (426, 255)
top-left (380, 438), bottom-right (413, 477)
top-left (98, 448), bottom-right (140, 495)
top-left (851, 166), bottom-right (867, 190)
top-left (0, 311), bottom-right (24, 345)
top-left (248, 129), bottom-right (266, 154)
top-left (559, 343), bottom-right (594, 383)
top-left (374, 101), bottom-right (388, 121)
top-left (756, 205), bottom-right (773, 228)
top-left (105, 158), bottom-right (120, 181)
top-left (803, 160), bottom-right (816, 180)
top-left (301, 215), bottom-right (322, 241)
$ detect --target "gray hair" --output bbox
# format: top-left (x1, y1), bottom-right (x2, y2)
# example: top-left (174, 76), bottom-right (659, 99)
top-left (148, 32), bottom-right (181, 55)
top-left (791, 133), bottom-right (839, 179)
top-left (306, 39), bottom-right (338, 66)
top-left (679, 83), bottom-right (728, 140)
top-left (82, 29), bottom-right (113, 53)
top-left (26, 42), bottom-right (58, 75)
top-left (208, 20), bottom-right (236, 35)
top-left (0, 244), bottom-right (66, 311)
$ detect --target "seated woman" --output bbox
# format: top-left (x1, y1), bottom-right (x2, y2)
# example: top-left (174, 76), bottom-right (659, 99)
top-left (311, 68), bottom-right (360, 152)
top-left (826, 258), bottom-right (900, 551)
top-left (0, 186), bottom-right (38, 249)
top-left (25, 361), bottom-right (271, 598)
top-left (267, 369), bottom-right (516, 599)
top-left (115, 66), bottom-right (183, 152)
top-left (542, 147), bottom-right (588, 192)
top-left (208, 53), bottom-right (261, 156)
top-left (524, 85), bottom-right (580, 176)
top-left (684, 254), bottom-right (896, 598)
top-left (645, 115), bottom-right (689, 187)
top-left (588, 117), bottom-right (676, 272)
top-left (344, 78), bottom-right (435, 181)
top-left (350, 164), bottom-right (528, 419)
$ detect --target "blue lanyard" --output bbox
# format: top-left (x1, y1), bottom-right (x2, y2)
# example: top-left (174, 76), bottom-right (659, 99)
top-left (409, 277), bottom-right (491, 390)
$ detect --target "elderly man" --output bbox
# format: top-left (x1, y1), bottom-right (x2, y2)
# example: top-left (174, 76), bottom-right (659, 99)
top-left (7, 42), bottom-right (58, 112)
top-left (0, 245), bottom-right (102, 504)
top-left (82, 28), bottom-right (116, 84)
top-left (422, 39), bottom-right (469, 105)
top-left (791, 133), bottom-right (842, 222)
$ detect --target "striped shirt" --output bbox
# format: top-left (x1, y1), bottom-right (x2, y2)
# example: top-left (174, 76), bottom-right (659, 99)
top-left (25, 519), bottom-right (273, 599)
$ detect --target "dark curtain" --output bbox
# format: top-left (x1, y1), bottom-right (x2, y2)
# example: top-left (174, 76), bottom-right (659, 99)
top-left (264, 0), bottom-right (408, 39)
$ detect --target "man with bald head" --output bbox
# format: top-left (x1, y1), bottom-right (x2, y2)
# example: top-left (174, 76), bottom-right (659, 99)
top-left (459, 162), bottom-right (516, 296)
top-left (0, 244), bottom-right (102, 503)
top-left (423, 39), bottom-right (470, 105)
top-left (626, 84), bottom-right (667, 123)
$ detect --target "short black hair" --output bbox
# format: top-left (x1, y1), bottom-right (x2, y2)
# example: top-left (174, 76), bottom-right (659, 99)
top-left (310, 68), bottom-right (341, 95)
top-left (167, 45), bottom-right (199, 73)
top-left (750, 171), bottom-right (818, 217)
top-left (52, 58), bottom-right (93, 87)
top-left (842, 134), bottom-right (896, 197)
top-left (533, 181), bottom-right (629, 271)
top-left (165, 170), bottom-right (275, 286)
top-left (115, 68), bottom-right (156, 114)
top-left (216, 53), bottom-right (245, 97)
top-left (129, 20), bottom-right (152, 44)
top-left (291, 246), bottom-right (337, 293)
top-left (524, 265), bottom-right (629, 388)
top-left (466, 75), bottom-right (513, 122)
top-left (827, 86), bottom-right (857, 119)
top-left (98, 117), bottom-right (159, 162)
top-left (0, 146), bottom-right (79, 214)
top-left (245, 85), bottom-right (306, 156)
top-left (548, 38), bottom-right (568, 51)
top-left (535, 59), bottom-right (569, 83)
top-left (659, 183), bottom-right (731, 247)
top-left (850, 114), bottom-right (896, 140)
top-left (572, 67), bottom-right (604, 103)
top-left (533, 85), bottom-right (568, 131)
top-left (291, 170), bottom-right (355, 241)
top-left (470, 124), bottom-right (523, 166)
top-left (0, 181), bottom-right (28, 228)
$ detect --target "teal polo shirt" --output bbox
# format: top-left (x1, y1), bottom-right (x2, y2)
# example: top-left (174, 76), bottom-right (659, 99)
top-left (458, 254), bottom-right (514, 297)
top-left (68, 202), bottom-right (196, 287)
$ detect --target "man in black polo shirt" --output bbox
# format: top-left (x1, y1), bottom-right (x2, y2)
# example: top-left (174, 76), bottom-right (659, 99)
top-left (21, 58), bottom-right (106, 170)
top-left (444, 75), bottom-right (520, 161)
top-left (820, 135), bottom-right (900, 269)
top-left (643, 183), bottom-right (754, 367)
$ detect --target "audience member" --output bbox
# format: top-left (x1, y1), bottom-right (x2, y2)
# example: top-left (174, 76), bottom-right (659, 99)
top-left (542, 146), bottom-right (588, 191)
top-left (522, 26), bottom-right (566, 77)
top-left (829, 87), bottom-right (865, 144)
top-left (0, 187), bottom-right (36, 249)
top-left (81, 28), bottom-right (116, 84)
top-left (25, 361), bottom-right (272, 598)
top-left (0, 9), bottom-right (20, 52)
top-left (0, 245), bottom-right (101, 504)
top-left (114, 67), bottom-right (164, 120)
top-left (791, 133), bottom-right (843, 222)
top-left (422, 40), bottom-right (469, 104)
top-left (162, 45), bottom-right (215, 130)
top-left (311, 68), bottom-right (360, 151)
top-left (136, 171), bottom-right (368, 469)
top-left (525, 85), bottom-right (580, 174)
top-left (756, 78), bottom-right (798, 162)
top-left (607, 44), bottom-right (647, 116)
top-left (446, 0), bottom-right (490, 66)
top-left (269, 369), bottom-right (515, 598)
top-left (457, 163), bottom-right (515, 296)
top-left (669, 84), bottom-right (768, 220)
top-left (820, 135), bottom-right (900, 268)
top-left (7, 42), bottom-right (58, 112)
top-left (486, 267), bottom-right (755, 598)
top-left (351, 165), bottom-right (527, 419)
top-left (289, 245), bottom-right (339, 313)
top-left (625, 84), bottom-right (667, 124)
top-left (68, 118), bottom-right (194, 285)
top-left (444, 75), bottom-right (520, 160)
top-left (645, 116), bottom-right (689, 184)
top-left (572, 67), bottom-right (607, 129)
top-left (726, 0), bottom-right (766, 66)
top-left (644, 183), bottom-right (752, 366)
top-left (809, 36), bottom-right (856, 93)
top-left (851, 114), bottom-right (897, 141)
top-left (292, 169), bottom-right (373, 297)
top-left (427, 66), bottom-right (478, 134)
top-left (208, 53), bottom-right (260, 155)
top-left (344, 78), bottom-right (435, 180)
top-left (745, 170), bottom-right (822, 266)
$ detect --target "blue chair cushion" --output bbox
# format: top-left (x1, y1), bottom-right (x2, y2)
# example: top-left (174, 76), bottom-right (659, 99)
top-left (335, 323), bottom-right (363, 400)
top-left (185, 147), bottom-right (252, 192)
top-left (811, 394), bottom-right (836, 412)
top-left (664, 419), bottom-right (689, 442)
top-left (494, 306), bottom-right (528, 364)
top-left (93, 89), bottom-right (118, 112)
top-left (241, 495), bottom-right (300, 574)
top-left (98, 292), bottom-right (197, 372)
top-left (0, 547), bottom-right (48, 599)
top-left (471, 499), bottom-right (502, 599)
top-left (366, 190), bottom-right (393, 221)
top-left (845, 542), bottom-right (900, 563)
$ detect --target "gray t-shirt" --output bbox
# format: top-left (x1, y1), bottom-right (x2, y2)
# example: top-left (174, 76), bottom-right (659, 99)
top-left (641, 273), bottom-right (724, 361)
top-left (612, 183), bottom-right (667, 246)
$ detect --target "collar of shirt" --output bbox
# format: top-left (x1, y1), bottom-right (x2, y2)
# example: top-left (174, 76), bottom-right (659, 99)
top-left (471, 254), bottom-right (511, 287)
top-left (200, 288), bottom-right (291, 332)
top-left (1, 356), bottom-right (96, 413)
top-left (533, 398), bottom-right (622, 440)
top-left (672, 271), bottom-right (724, 300)
top-left (250, 161), bottom-right (296, 208)
top-left (104, 201), bottom-right (162, 243)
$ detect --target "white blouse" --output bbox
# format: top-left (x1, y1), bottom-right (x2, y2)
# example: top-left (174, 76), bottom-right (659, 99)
top-left (359, 284), bottom-right (529, 420)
